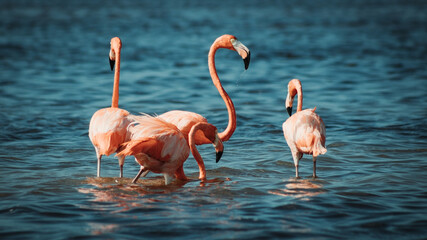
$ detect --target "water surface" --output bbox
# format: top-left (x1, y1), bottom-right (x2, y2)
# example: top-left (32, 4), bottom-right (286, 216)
top-left (1, 0), bottom-right (427, 239)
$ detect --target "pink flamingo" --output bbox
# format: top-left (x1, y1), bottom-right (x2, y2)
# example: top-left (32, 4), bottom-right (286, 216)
top-left (282, 79), bottom-right (327, 178)
top-left (89, 37), bottom-right (131, 178)
top-left (116, 115), bottom-right (223, 185)
top-left (158, 34), bottom-right (250, 180)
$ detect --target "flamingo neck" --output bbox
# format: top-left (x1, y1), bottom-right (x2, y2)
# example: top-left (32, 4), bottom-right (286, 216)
top-left (189, 124), bottom-right (207, 180)
top-left (296, 89), bottom-right (303, 112)
top-left (208, 44), bottom-right (236, 142)
top-left (111, 50), bottom-right (121, 108)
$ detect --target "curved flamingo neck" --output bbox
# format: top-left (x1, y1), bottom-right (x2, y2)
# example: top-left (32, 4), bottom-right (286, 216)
top-left (208, 43), bottom-right (236, 142)
top-left (189, 123), bottom-right (207, 180)
top-left (296, 88), bottom-right (303, 112)
top-left (111, 49), bottom-right (121, 108)
top-left (289, 80), bottom-right (303, 112)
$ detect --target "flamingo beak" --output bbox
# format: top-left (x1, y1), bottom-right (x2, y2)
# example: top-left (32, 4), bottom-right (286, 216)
top-left (109, 58), bottom-right (115, 71)
top-left (213, 133), bottom-right (224, 163)
top-left (287, 107), bottom-right (293, 116)
top-left (243, 51), bottom-right (251, 70)
top-left (285, 92), bottom-right (293, 116)
top-left (231, 39), bottom-right (251, 70)
top-left (216, 151), bottom-right (223, 163)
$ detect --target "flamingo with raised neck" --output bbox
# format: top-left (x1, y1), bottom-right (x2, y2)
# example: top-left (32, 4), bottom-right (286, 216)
top-left (89, 37), bottom-right (131, 178)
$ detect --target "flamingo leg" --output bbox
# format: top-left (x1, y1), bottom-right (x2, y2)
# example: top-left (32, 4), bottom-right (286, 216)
top-left (132, 167), bottom-right (148, 184)
top-left (140, 170), bottom-right (149, 178)
top-left (96, 149), bottom-right (102, 177)
top-left (118, 156), bottom-right (125, 178)
top-left (292, 151), bottom-right (302, 179)
top-left (313, 156), bottom-right (317, 178)
top-left (175, 164), bottom-right (188, 181)
top-left (295, 165), bottom-right (299, 178)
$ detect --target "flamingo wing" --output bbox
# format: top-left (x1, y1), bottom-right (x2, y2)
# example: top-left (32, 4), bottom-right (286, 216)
top-left (123, 115), bottom-right (190, 163)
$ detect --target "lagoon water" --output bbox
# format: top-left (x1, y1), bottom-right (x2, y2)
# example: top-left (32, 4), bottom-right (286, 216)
top-left (1, 0), bottom-right (427, 239)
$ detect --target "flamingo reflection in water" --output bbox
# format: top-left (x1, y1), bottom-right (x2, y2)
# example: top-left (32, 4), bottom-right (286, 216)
top-left (78, 177), bottom-right (185, 214)
top-left (269, 179), bottom-right (326, 200)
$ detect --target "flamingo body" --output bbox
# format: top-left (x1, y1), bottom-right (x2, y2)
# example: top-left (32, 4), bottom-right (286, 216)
top-left (117, 115), bottom-right (190, 185)
top-left (89, 108), bottom-right (131, 156)
top-left (283, 109), bottom-right (326, 158)
top-left (282, 79), bottom-right (327, 178)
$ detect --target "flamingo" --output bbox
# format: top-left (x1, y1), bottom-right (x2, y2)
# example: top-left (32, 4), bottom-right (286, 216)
top-left (158, 34), bottom-right (250, 180)
top-left (89, 37), bottom-right (131, 178)
top-left (282, 79), bottom-right (327, 178)
top-left (116, 115), bottom-right (223, 185)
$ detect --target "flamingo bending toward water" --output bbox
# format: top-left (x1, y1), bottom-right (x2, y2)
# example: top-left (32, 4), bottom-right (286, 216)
top-left (89, 37), bottom-right (131, 178)
top-left (282, 79), bottom-right (327, 178)
top-left (116, 115), bottom-right (222, 185)
top-left (158, 34), bottom-right (250, 180)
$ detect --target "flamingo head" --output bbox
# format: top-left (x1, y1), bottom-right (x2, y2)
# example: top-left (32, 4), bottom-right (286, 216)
top-left (213, 131), bottom-right (224, 163)
top-left (201, 124), bottom-right (224, 163)
top-left (285, 89), bottom-right (295, 116)
top-left (216, 34), bottom-right (251, 70)
top-left (286, 79), bottom-right (302, 116)
top-left (109, 37), bottom-right (122, 71)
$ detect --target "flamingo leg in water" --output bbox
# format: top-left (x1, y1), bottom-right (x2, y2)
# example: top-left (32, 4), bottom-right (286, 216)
top-left (96, 148), bottom-right (102, 177)
top-left (140, 170), bottom-right (149, 178)
top-left (132, 167), bottom-right (149, 184)
top-left (295, 165), bottom-right (299, 178)
top-left (118, 155), bottom-right (125, 178)
top-left (292, 151), bottom-right (302, 179)
top-left (175, 164), bottom-right (188, 181)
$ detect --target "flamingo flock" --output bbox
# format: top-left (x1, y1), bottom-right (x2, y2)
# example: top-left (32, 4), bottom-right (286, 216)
top-left (88, 35), bottom-right (327, 185)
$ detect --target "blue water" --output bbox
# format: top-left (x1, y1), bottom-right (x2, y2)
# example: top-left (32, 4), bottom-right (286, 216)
top-left (1, 0), bottom-right (427, 239)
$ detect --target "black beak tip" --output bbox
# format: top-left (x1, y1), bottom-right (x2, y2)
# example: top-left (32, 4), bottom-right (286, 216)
top-left (286, 107), bottom-right (293, 117)
top-left (216, 151), bottom-right (223, 163)
top-left (109, 58), bottom-right (115, 71)
top-left (243, 51), bottom-right (251, 70)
